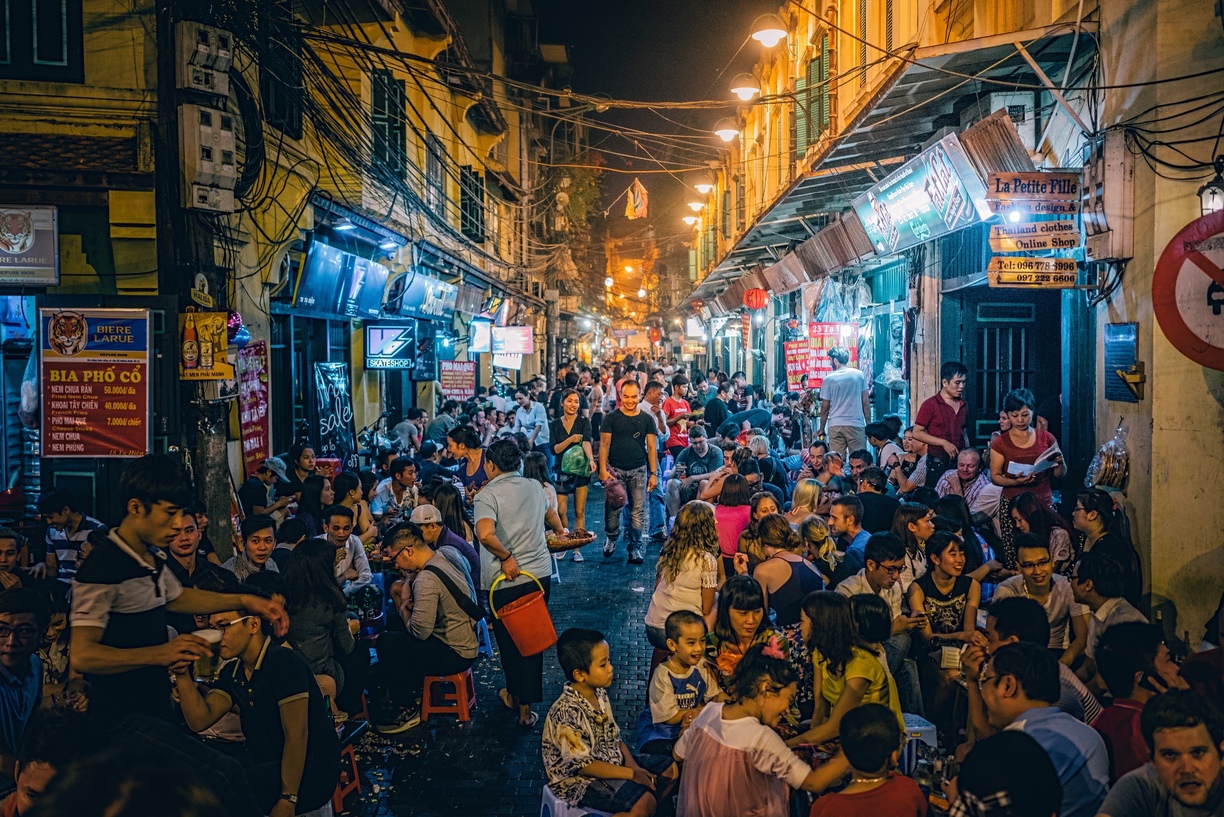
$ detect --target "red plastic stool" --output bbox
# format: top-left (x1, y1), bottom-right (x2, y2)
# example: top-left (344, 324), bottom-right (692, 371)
top-left (332, 742), bottom-right (360, 812)
top-left (421, 669), bottom-right (477, 722)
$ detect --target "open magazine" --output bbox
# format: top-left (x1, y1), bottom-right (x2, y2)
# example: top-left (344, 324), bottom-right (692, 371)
top-left (1006, 442), bottom-right (1062, 478)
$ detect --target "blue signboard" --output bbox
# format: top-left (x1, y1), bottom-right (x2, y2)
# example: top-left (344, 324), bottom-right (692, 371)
top-left (851, 133), bottom-right (991, 256)
top-left (293, 242), bottom-right (389, 320)
top-left (397, 271), bottom-right (458, 322)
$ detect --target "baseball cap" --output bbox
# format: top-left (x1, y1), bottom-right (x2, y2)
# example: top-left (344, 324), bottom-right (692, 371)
top-left (261, 457), bottom-right (289, 481)
top-left (410, 504), bottom-right (442, 525)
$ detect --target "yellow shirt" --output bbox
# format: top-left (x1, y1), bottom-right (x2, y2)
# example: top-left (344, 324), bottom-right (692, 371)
top-left (812, 646), bottom-right (905, 729)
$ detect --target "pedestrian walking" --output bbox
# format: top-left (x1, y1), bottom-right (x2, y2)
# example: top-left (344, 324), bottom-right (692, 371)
top-left (912, 361), bottom-right (970, 485)
top-left (598, 379), bottom-right (658, 564)
top-left (550, 389), bottom-right (594, 540)
top-left (816, 347), bottom-right (870, 457)
top-left (512, 386), bottom-right (552, 468)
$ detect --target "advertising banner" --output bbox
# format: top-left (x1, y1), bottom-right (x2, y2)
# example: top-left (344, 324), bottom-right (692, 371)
top-left (492, 325), bottom-right (534, 354)
top-left (398, 273), bottom-right (458, 322)
top-left (439, 360), bottom-right (476, 400)
top-left (0, 206), bottom-right (58, 286)
top-left (178, 309), bottom-right (234, 380)
top-left (784, 340), bottom-right (810, 389)
top-left (237, 342), bottom-right (271, 477)
top-left (807, 323), bottom-right (859, 389)
top-left (313, 362), bottom-right (358, 470)
top-left (40, 308), bottom-right (150, 458)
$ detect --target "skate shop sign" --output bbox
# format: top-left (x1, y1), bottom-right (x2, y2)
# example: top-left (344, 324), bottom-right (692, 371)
top-left (40, 308), bottom-right (150, 458)
top-left (987, 257), bottom-right (1078, 288)
top-left (1153, 209), bottom-right (1224, 370)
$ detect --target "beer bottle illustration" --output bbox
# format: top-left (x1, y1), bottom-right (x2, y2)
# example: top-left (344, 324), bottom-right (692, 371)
top-left (200, 321), bottom-right (215, 370)
top-left (182, 309), bottom-right (199, 369)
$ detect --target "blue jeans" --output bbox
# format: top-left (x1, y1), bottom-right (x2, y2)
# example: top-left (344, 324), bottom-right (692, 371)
top-left (605, 465), bottom-right (648, 551)
top-left (883, 633), bottom-right (925, 718)
top-left (535, 443), bottom-right (554, 471)
top-left (648, 459), bottom-right (667, 538)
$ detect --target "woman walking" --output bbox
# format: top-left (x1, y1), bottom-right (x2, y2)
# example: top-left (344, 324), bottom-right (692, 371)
top-left (550, 388), bottom-right (595, 542)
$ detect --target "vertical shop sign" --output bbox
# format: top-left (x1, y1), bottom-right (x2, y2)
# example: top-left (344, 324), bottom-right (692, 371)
top-left (783, 340), bottom-right (811, 389)
top-left (807, 323), bottom-right (859, 388)
top-left (438, 360), bottom-right (476, 400)
top-left (313, 362), bottom-right (358, 470)
top-left (237, 342), bottom-right (271, 476)
top-left (40, 308), bottom-right (150, 457)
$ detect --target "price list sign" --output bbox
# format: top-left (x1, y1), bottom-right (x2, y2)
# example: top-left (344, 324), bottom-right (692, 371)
top-left (40, 308), bottom-right (151, 458)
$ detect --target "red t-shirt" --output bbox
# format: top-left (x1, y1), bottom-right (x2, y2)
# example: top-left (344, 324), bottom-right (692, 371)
top-left (810, 775), bottom-right (928, 817)
top-left (990, 428), bottom-right (1058, 503)
top-left (662, 396), bottom-right (691, 449)
top-left (914, 393), bottom-right (968, 453)
top-left (1092, 698), bottom-right (1148, 782)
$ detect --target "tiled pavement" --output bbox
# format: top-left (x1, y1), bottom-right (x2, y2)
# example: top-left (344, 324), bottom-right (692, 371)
top-left (347, 487), bottom-right (660, 816)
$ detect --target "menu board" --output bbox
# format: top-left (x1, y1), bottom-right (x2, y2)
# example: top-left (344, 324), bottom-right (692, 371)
top-left (439, 360), bottom-right (476, 400)
top-left (851, 133), bottom-right (990, 256)
top-left (492, 326), bottom-right (534, 354)
top-left (807, 323), bottom-right (859, 389)
top-left (237, 342), bottom-right (272, 476)
top-left (40, 308), bottom-right (150, 458)
top-left (784, 340), bottom-right (810, 389)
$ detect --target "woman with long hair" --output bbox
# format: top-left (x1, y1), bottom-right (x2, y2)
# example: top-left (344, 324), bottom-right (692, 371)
top-left (283, 443), bottom-right (316, 499)
top-left (704, 575), bottom-right (791, 696)
top-left (550, 388), bottom-right (595, 539)
top-left (798, 515), bottom-right (841, 584)
top-left (737, 492), bottom-right (781, 570)
top-left (447, 425), bottom-right (490, 500)
top-left (295, 475), bottom-right (334, 539)
top-left (785, 479), bottom-right (821, 528)
top-left (522, 451), bottom-right (558, 520)
top-left (989, 388), bottom-right (1065, 567)
top-left (933, 494), bottom-right (1004, 605)
top-left (1010, 491), bottom-right (1075, 573)
top-left (713, 474), bottom-right (753, 578)
top-left (645, 501), bottom-right (724, 647)
top-left (890, 501), bottom-right (934, 590)
top-left (785, 591), bottom-right (903, 747)
top-left (284, 537), bottom-right (367, 716)
top-left (1072, 488), bottom-right (1143, 607)
top-left (431, 482), bottom-right (473, 542)
top-left (333, 471), bottom-right (376, 546)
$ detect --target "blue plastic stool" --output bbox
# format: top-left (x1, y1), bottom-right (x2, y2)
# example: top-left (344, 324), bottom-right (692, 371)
top-left (476, 618), bottom-right (495, 659)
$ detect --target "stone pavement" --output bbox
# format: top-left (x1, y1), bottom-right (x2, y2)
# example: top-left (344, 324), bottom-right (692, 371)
top-left (346, 486), bottom-right (659, 816)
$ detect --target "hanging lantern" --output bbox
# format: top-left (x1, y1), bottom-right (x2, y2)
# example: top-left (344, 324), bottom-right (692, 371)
top-left (649, 327), bottom-right (662, 343)
top-left (743, 287), bottom-right (768, 311)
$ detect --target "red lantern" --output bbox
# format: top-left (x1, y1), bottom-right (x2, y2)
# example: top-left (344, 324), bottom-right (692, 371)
top-left (649, 327), bottom-right (662, 343)
top-left (743, 287), bottom-right (768, 311)
top-left (690, 298), bottom-right (705, 311)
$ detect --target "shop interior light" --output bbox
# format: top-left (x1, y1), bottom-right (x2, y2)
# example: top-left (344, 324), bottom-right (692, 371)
top-left (624, 265), bottom-right (633, 272)
top-left (750, 14), bottom-right (788, 48)
top-left (638, 287), bottom-right (647, 298)
top-left (604, 276), bottom-right (614, 288)
top-left (581, 319), bottom-right (592, 330)
top-left (713, 117), bottom-right (741, 142)
top-left (334, 219), bottom-right (356, 231)
top-left (754, 313), bottom-right (764, 325)
top-left (1199, 156), bottom-right (1224, 216)
top-left (729, 73), bottom-right (762, 101)
top-left (379, 240), bottom-right (398, 250)
top-left (682, 215), bottom-right (699, 226)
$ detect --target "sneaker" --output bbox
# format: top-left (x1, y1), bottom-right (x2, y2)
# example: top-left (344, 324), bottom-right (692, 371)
top-left (375, 707), bottom-right (421, 735)
top-left (603, 540), bottom-right (616, 558)
top-left (628, 548), bottom-right (644, 565)
top-left (572, 549), bottom-right (585, 562)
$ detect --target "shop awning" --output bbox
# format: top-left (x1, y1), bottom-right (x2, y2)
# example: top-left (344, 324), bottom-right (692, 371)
top-left (688, 22), bottom-right (1096, 306)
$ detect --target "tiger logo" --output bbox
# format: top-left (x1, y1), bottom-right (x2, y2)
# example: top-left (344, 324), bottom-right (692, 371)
top-left (48, 312), bottom-right (88, 356)
top-left (0, 210), bottom-right (35, 254)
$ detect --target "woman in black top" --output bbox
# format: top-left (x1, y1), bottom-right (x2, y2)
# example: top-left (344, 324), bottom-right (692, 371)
top-left (282, 443), bottom-right (317, 500)
top-left (550, 388), bottom-right (594, 533)
top-left (1072, 488), bottom-right (1143, 607)
top-left (295, 475), bottom-right (333, 539)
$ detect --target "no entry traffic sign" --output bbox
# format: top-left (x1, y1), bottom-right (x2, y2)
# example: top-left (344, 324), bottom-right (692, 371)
top-left (1153, 209), bottom-right (1224, 371)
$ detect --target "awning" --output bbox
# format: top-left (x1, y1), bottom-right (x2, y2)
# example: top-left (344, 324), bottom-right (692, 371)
top-left (687, 22), bottom-right (1096, 305)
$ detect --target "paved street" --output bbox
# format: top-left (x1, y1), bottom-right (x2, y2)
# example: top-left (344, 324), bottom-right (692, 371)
top-left (347, 487), bottom-right (655, 816)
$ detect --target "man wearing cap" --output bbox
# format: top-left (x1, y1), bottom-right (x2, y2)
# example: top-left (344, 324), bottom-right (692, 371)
top-left (237, 458), bottom-right (291, 519)
top-left (410, 505), bottom-right (479, 581)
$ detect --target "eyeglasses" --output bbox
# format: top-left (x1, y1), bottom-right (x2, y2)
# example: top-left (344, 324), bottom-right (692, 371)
top-left (978, 673), bottom-right (1008, 690)
top-left (1018, 558), bottom-right (1052, 570)
top-left (0, 626), bottom-right (39, 640)
top-left (878, 564), bottom-right (904, 576)
top-left (209, 615), bottom-right (256, 632)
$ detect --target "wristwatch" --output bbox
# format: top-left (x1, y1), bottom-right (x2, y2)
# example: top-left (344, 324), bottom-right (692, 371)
top-left (279, 793), bottom-right (298, 804)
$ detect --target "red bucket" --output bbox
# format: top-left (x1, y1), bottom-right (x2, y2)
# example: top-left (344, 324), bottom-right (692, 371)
top-left (489, 572), bottom-right (557, 657)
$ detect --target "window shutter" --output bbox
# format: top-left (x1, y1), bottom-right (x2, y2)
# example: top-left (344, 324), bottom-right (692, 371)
top-left (886, 0), bottom-right (894, 52)
top-left (819, 36), bottom-right (831, 134)
top-left (795, 71), bottom-right (809, 155)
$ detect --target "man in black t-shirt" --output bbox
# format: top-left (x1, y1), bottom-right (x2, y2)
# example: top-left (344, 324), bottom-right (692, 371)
top-left (855, 467), bottom-right (901, 533)
top-left (597, 380), bottom-right (657, 564)
top-left (237, 458), bottom-right (291, 519)
top-left (174, 610), bottom-right (339, 815)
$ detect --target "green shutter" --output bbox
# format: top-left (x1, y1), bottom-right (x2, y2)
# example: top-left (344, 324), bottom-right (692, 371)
top-left (819, 36), bottom-right (831, 134)
top-left (795, 72), bottom-right (809, 155)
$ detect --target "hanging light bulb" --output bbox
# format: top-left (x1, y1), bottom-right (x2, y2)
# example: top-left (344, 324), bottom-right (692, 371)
top-left (713, 117), bottom-right (741, 142)
top-left (751, 13), bottom-right (788, 48)
top-left (729, 73), bottom-right (761, 101)
top-left (1199, 156), bottom-right (1224, 216)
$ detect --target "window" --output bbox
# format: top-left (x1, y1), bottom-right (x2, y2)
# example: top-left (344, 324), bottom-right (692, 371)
top-left (261, 0), bottom-right (302, 139)
top-left (734, 178), bottom-right (744, 232)
top-left (721, 189), bottom-right (731, 240)
top-left (459, 166), bottom-right (485, 242)
top-left (425, 133), bottom-right (445, 216)
top-left (0, 0), bottom-right (84, 83)
top-left (808, 37), bottom-right (831, 141)
top-left (371, 69), bottom-right (407, 179)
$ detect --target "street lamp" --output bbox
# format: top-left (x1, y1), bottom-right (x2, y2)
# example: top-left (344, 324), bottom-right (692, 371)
top-left (687, 200), bottom-right (705, 212)
top-left (638, 287), bottom-right (647, 298)
top-left (682, 215), bottom-right (699, 226)
top-left (714, 117), bottom-right (741, 142)
top-left (624, 265), bottom-right (634, 273)
top-left (691, 170), bottom-right (715, 195)
top-left (730, 73), bottom-right (761, 101)
top-left (751, 14), bottom-right (787, 48)
top-left (604, 276), bottom-right (613, 288)
top-left (1199, 156), bottom-right (1224, 216)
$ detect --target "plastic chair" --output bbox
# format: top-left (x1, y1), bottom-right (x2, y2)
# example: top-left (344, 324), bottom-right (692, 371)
top-left (421, 668), bottom-right (477, 722)
top-left (476, 618), bottom-right (495, 659)
top-left (540, 784), bottom-right (612, 817)
top-left (331, 720), bottom-right (369, 812)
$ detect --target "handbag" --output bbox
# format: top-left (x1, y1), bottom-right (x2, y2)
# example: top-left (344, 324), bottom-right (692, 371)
top-left (560, 444), bottom-right (591, 476)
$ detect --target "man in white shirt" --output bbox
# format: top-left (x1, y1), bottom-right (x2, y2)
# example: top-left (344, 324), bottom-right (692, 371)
top-left (1070, 550), bottom-right (1147, 661)
top-left (323, 505), bottom-right (372, 596)
top-left (816, 347), bottom-right (869, 457)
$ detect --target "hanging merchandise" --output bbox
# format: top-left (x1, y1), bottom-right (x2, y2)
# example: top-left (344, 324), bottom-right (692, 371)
top-left (1085, 420), bottom-right (1130, 491)
top-left (226, 310), bottom-right (244, 341)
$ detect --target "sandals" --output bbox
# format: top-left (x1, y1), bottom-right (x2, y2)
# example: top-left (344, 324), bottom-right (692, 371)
top-left (518, 711), bottom-right (539, 728)
top-left (498, 688), bottom-right (515, 710)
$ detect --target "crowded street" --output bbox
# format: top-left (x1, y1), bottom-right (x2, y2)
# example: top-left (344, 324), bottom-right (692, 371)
top-left (0, 0), bottom-right (1222, 815)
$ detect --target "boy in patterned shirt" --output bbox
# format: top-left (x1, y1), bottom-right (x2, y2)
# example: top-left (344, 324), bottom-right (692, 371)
top-left (542, 629), bottom-right (675, 816)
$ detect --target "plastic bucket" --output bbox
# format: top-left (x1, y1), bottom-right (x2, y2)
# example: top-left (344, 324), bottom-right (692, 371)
top-left (489, 572), bottom-right (557, 657)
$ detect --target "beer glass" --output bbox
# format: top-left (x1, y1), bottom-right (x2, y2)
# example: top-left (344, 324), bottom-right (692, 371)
top-left (194, 628), bottom-right (223, 683)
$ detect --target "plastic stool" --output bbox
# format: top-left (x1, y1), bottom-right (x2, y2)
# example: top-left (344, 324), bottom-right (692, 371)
top-left (332, 742), bottom-right (360, 812)
top-left (476, 619), bottom-right (495, 659)
top-left (421, 668), bottom-right (477, 722)
top-left (551, 552), bottom-right (561, 584)
top-left (540, 784), bottom-right (612, 817)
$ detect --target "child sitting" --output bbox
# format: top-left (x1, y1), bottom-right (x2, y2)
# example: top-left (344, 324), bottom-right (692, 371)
top-left (809, 704), bottom-right (927, 817)
top-left (674, 641), bottom-right (850, 817)
top-left (542, 628), bottom-right (676, 817)
top-left (637, 610), bottom-right (726, 755)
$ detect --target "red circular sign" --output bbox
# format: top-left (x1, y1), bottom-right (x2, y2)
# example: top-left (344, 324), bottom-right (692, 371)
top-left (1153, 208), bottom-right (1224, 371)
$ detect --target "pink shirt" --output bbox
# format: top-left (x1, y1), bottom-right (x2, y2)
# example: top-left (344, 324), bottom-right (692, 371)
top-left (715, 504), bottom-right (752, 558)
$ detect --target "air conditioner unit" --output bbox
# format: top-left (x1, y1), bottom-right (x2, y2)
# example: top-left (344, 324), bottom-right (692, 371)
top-left (1082, 129), bottom-right (1134, 263)
top-left (179, 104), bottom-right (237, 190)
top-left (176, 22), bottom-right (232, 95)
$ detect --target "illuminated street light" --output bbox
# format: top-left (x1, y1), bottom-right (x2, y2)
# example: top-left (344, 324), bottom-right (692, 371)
top-left (730, 73), bottom-right (761, 101)
top-left (624, 265), bottom-right (633, 273)
top-left (604, 276), bottom-right (614, 288)
top-left (687, 200), bottom-right (705, 212)
top-left (1199, 156), bottom-right (1224, 215)
top-left (638, 288), bottom-right (647, 298)
top-left (690, 170), bottom-right (715, 195)
top-left (714, 117), bottom-right (741, 142)
top-left (751, 14), bottom-right (787, 48)
top-left (682, 215), bottom-right (699, 226)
